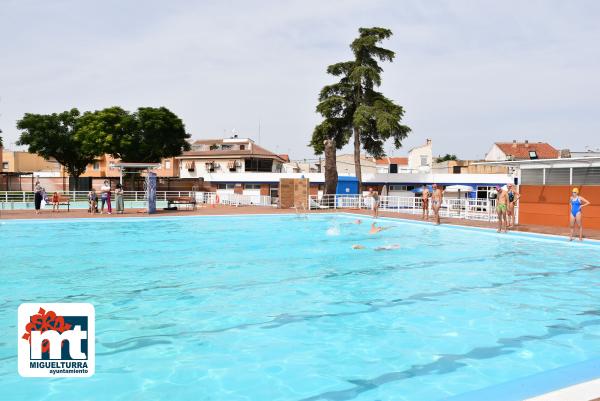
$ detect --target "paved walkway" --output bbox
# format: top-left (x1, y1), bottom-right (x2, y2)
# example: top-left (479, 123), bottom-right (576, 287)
top-left (1, 206), bottom-right (598, 240)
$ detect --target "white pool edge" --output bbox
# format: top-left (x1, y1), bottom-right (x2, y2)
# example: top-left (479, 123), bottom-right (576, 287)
top-left (523, 378), bottom-right (600, 401)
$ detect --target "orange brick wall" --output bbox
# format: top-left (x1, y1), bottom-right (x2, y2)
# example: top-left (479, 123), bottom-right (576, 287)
top-left (519, 185), bottom-right (600, 228)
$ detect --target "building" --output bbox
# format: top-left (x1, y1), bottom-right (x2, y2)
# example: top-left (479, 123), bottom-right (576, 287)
top-left (1, 150), bottom-right (60, 173)
top-left (485, 140), bottom-right (559, 161)
top-left (375, 157), bottom-right (409, 173)
top-left (407, 139), bottom-right (433, 172)
top-left (177, 137), bottom-right (291, 200)
top-left (335, 154), bottom-right (378, 176)
top-left (79, 154), bottom-right (179, 178)
top-left (0, 150), bottom-right (63, 191)
top-left (432, 159), bottom-right (508, 174)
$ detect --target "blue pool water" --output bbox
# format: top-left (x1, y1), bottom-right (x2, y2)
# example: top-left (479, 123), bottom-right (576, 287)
top-left (1, 214), bottom-right (599, 401)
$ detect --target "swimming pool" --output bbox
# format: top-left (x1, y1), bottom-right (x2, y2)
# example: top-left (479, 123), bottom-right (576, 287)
top-left (1, 213), bottom-right (599, 401)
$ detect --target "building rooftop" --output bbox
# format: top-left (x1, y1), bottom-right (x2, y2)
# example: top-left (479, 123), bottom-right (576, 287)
top-left (495, 141), bottom-right (559, 160)
top-left (180, 139), bottom-right (285, 161)
top-left (375, 157), bottom-right (408, 165)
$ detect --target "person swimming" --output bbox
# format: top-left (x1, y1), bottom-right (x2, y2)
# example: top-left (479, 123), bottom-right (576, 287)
top-left (374, 244), bottom-right (401, 251)
top-left (569, 188), bottom-right (590, 241)
top-left (369, 222), bottom-right (393, 234)
top-left (351, 244), bottom-right (400, 251)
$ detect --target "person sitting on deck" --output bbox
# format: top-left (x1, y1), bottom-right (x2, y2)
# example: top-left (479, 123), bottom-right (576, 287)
top-left (88, 190), bottom-right (98, 214)
top-left (51, 192), bottom-right (60, 212)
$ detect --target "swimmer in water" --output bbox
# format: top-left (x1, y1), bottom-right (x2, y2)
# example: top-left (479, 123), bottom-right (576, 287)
top-left (369, 222), bottom-right (393, 234)
top-left (352, 244), bottom-right (400, 251)
top-left (374, 244), bottom-right (401, 251)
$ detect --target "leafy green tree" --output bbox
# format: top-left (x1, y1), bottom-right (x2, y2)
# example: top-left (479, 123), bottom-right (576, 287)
top-left (310, 27), bottom-right (411, 187)
top-left (78, 106), bottom-right (191, 162)
top-left (436, 154), bottom-right (458, 163)
top-left (0, 129), bottom-right (3, 148)
top-left (16, 109), bottom-right (98, 187)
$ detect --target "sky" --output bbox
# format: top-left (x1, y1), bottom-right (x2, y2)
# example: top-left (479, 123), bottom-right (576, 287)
top-left (1, 0), bottom-right (599, 160)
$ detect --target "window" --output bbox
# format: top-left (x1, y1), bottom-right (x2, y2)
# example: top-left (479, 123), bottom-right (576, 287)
top-left (420, 155), bottom-right (428, 166)
top-left (239, 145), bottom-right (245, 150)
top-left (521, 169), bottom-right (543, 185)
top-left (245, 158), bottom-right (273, 172)
top-left (93, 161), bottom-right (100, 171)
top-left (245, 184), bottom-right (261, 190)
top-left (477, 186), bottom-right (495, 199)
top-left (217, 183), bottom-right (235, 190)
top-left (388, 185), bottom-right (415, 191)
top-left (545, 168), bottom-right (570, 185)
top-left (2, 162), bottom-right (8, 170)
top-left (165, 160), bottom-right (171, 169)
top-left (573, 167), bottom-right (600, 185)
top-left (529, 151), bottom-right (538, 159)
top-left (389, 164), bottom-right (398, 173)
top-left (452, 165), bottom-right (462, 174)
top-left (221, 144), bottom-right (232, 150)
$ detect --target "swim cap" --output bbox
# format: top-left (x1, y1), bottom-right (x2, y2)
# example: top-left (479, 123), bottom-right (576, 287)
top-left (572, 188), bottom-right (579, 193)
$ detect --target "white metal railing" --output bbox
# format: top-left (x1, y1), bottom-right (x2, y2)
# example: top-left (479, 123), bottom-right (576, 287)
top-left (309, 194), bottom-right (502, 222)
top-left (215, 193), bottom-right (273, 207)
top-left (0, 190), bottom-right (273, 210)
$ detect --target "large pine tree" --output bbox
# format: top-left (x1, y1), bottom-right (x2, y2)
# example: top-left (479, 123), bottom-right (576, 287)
top-left (311, 27), bottom-right (411, 189)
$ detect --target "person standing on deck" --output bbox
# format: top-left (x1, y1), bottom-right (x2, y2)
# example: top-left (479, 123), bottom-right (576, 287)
top-left (421, 185), bottom-right (430, 221)
top-left (569, 188), bottom-right (590, 241)
top-left (431, 184), bottom-right (444, 225)
top-left (496, 185), bottom-right (509, 233)
top-left (367, 187), bottom-right (380, 218)
top-left (115, 183), bottom-right (125, 214)
top-left (100, 180), bottom-right (112, 214)
top-left (507, 184), bottom-right (520, 228)
top-left (33, 180), bottom-right (44, 214)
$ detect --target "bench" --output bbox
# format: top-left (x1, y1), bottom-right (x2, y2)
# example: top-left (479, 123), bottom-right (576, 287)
top-left (49, 195), bottom-right (71, 211)
top-left (166, 196), bottom-right (197, 210)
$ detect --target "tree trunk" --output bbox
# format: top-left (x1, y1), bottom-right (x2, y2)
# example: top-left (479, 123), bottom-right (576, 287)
top-left (323, 139), bottom-right (338, 195)
top-left (353, 126), bottom-right (362, 189)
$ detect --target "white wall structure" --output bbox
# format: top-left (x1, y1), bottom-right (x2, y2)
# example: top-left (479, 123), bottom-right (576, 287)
top-left (408, 139), bottom-right (433, 172)
top-left (484, 144), bottom-right (507, 161)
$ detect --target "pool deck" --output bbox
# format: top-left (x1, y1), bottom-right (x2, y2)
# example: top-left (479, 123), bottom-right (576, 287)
top-left (2, 206), bottom-right (599, 241)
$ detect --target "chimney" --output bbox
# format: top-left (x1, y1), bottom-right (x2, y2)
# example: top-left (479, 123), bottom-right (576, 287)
top-left (512, 140), bottom-right (517, 148)
top-left (524, 139), bottom-right (529, 148)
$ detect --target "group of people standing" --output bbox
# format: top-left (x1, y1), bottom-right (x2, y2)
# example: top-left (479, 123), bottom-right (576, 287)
top-left (366, 183), bottom-right (591, 240)
top-left (367, 185), bottom-right (445, 224)
top-left (420, 184), bottom-right (444, 225)
top-left (87, 180), bottom-right (125, 214)
top-left (494, 184), bottom-right (520, 233)
top-left (32, 179), bottom-right (125, 215)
